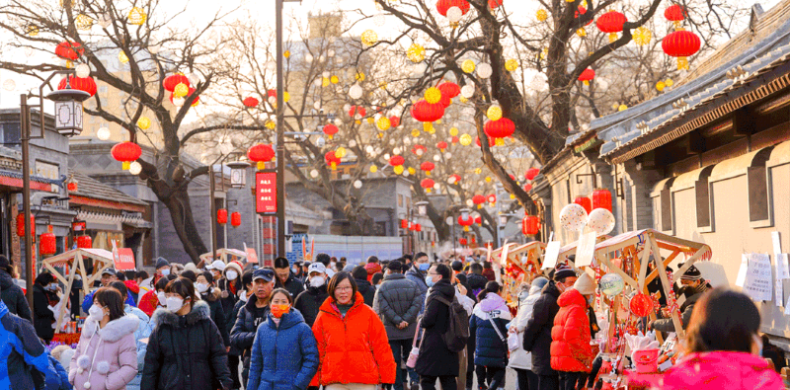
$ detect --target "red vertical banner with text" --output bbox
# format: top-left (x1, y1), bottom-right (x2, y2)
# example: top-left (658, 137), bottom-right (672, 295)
top-left (256, 172), bottom-right (277, 214)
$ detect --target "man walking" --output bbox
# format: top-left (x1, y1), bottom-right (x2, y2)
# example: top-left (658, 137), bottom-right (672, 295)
top-left (373, 260), bottom-right (423, 390)
top-left (274, 257), bottom-right (305, 298)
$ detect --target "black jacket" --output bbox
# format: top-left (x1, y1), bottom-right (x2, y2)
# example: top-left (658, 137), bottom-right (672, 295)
top-left (32, 284), bottom-right (54, 342)
top-left (293, 284), bottom-right (329, 327)
top-left (142, 301), bottom-right (233, 390)
top-left (415, 279), bottom-right (459, 377)
top-left (652, 289), bottom-right (706, 333)
top-left (372, 274), bottom-right (421, 340)
top-left (201, 288), bottom-right (230, 347)
top-left (522, 280), bottom-right (562, 375)
top-left (230, 294), bottom-right (270, 378)
top-left (276, 273), bottom-right (305, 300)
top-left (355, 278), bottom-right (376, 307)
top-left (467, 273), bottom-right (488, 298)
top-left (228, 297), bottom-right (247, 356)
top-left (0, 270), bottom-right (31, 321)
top-left (217, 279), bottom-right (239, 334)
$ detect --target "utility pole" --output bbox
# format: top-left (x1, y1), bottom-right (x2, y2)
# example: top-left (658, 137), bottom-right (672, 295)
top-left (20, 96), bottom-right (33, 309)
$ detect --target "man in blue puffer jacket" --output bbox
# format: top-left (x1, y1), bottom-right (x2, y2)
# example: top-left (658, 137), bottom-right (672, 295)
top-left (246, 302), bottom-right (318, 390)
top-left (470, 282), bottom-right (512, 390)
top-left (0, 297), bottom-right (60, 389)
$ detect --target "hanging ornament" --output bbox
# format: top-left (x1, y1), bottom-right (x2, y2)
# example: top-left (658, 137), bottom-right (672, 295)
top-left (600, 273), bottom-right (625, 296)
top-left (459, 134), bottom-right (473, 146)
top-left (436, 0), bottom-right (471, 16)
top-left (137, 116), bottom-right (151, 130)
top-left (447, 6), bottom-right (464, 24)
top-left (477, 63), bottom-right (493, 79)
top-left (461, 85), bottom-right (475, 99)
top-left (578, 68), bottom-right (595, 86)
top-left (75, 14), bottom-right (94, 30)
top-left (484, 118), bottom-right (515, 146)
top-left (128, 7), bottom-right (147, 25)
top-left (536, 9), bottom-right (548, 22)
top-left (425, 87), bottom-right (443, 104)
top-left (462, 59), bottom-right (476, 73)
top-left (487, 106), bottom-right (503, 121)
top-left (376, 116), bottom-right (391, 131)
top-left (596, 11), bottom-right (627, 43)
top-left (349, 84), bottom-right (363, 99)
top-left (656, 81), bottom-right (666, 92)
top-left (407, 43), bottom-right (426, 63)
top-left (633, 27), bottom-right (652, 46)
top-left (361, 30), bottom-right (378, 46)
top-left (664, 4), bottom-right (687, 30)
top-left (662, 30), bottom-right (701, 70)
top-left (629, 293), bottom-right (654, 317)
top-left (576, 28), bottom-right (587, 37)
top-left (559, 203), bottom-right (588, 232)
top-left (587, 208), bottom-right (616, 235)
top-left (505, 59), bottom-right (520, 72)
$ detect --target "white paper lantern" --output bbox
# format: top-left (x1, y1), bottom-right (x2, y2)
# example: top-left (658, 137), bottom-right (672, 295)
top-left (461, 85), bottom-right (475, 98)
top-left (3, 79), bottom-right (16, 91)
top-left (305, 53), bottom-right (314, 63)
top-left (389, 139), bottom-right (396, 145)
top-left (559, 203), bottom-right (588, 232)
top-left (448, 177), bottom-right (456, 184)
top-left (416, 149), bottom-right (424, 156)
top-left (365, 145), bottom-right (374, 153)
top-left (445, 152), bottom-right (452, 159)
top-left (447, 7), bottom-right (463, 23)
top-left (403, 138), bottom-right (412, 145)
top-left (349, 84), bottom-right (363, 99)
top-left (334, 118), bottom-right (342, 126)
top-left (310, 169), bottom-right (319, 178)
top-left (97, 126), bottom-right (111, 140)
top-left (322, 71), bottom-right (331, 78)
top-left (187, 73), bottom-right (199, 85)
top-left (129, 161), bottom-right (143, 175)
top-left (328, 49), bottom-right (336, 57)
top-left (172, 97), bottom-right (185, 107)
top-left (466, 199), bottom-right (474, 207)
top-left (393, 147), bottom-right (401, 155)
top-left (477, 62), bottom-right (493, 79)
top-left (434, 182), bottom-right (441, 190)
top-left (75, 64), bottom-right (91, 78)
top-left (433, 155), bottom-right (441, 162)
top-left (353, 180), bottom-right (363, 189)
top-left (384, 153), bottom-right (391, 160)
top-left (402, 170), bottom-right (409, 177)
top-left (587, 208), bottom-right (616, 235)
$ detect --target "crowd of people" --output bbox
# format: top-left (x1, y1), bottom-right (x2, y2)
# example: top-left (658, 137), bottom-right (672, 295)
top-left (0, 251), bottom-right (785, 390)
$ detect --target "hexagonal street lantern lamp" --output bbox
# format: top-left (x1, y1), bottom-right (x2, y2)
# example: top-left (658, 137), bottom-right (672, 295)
top-left (46, 81), bottom-right (91, 137)
top-left (227, 161), bottom-right (251, 189)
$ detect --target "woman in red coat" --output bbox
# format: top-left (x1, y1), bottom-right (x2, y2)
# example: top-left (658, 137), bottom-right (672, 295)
top-left (310, 272), bottom-right (396, 389)
top-left (550, 273), bottom-right (596, 390)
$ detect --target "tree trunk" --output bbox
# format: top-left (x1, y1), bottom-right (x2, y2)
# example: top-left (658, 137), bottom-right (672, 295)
top-left (161, 189), bottom-right (209, 263)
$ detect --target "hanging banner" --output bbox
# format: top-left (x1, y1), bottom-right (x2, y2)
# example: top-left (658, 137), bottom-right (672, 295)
top-left (575, 232), bottom-right (598, 268)
top-left (111, 241), bottom-right (135, 271)
top-left (256, 172), bottom-right (277, 214)
top-left (542, 241), bottom-right (562, 270)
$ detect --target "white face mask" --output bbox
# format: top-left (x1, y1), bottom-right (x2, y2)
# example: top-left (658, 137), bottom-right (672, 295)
top-left (166, 296), bottom-right (185, 312)
top-left (88, 304), bottom-right (106, 322)
top-left (226, 270), bottom-right (238, 281)
top-left (157, 291), bottom-right (167, 306)
top-left (196, 283), bottom-right (209, 293)
top-left (160, 268), bottom-right (171, 276)
top-left (310, 276), bottom-right (326, 288)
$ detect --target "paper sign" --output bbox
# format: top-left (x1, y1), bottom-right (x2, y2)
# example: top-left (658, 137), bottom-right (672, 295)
top-left (113, 248), bottom-right (135, 271)
top-left (775, 277), bottom-right (783, 307)
top-left (244, 243), bottom-right (258, 264)
top-left (743, 253), bottom-right (772, 302)
top-left (773, 232), bottom-right (783, 256)
top-left (736, 254), bottom-right (748, 287)
top-left (776, 252), bottom-right (790, 280)
top-left (575, 232), bottom-right (598, 268)
top-left (256, 172), bottom-right (277, 214)
top-left (542, 241), bottom-right (562, 270)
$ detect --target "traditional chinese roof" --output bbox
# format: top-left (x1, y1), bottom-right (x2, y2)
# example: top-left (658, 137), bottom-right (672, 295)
top-left (69, 171), bottom-right (147, 212)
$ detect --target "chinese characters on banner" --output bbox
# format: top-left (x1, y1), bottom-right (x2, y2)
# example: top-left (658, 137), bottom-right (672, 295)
top-left (256, 172), bottom-right (277, 214)
top-left (111, 241), bottom-right (135, 270)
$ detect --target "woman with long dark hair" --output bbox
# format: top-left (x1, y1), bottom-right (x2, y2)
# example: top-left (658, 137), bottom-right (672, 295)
top-left (470, 281), bottom-right (512, 390)
top-left (310, 272), bottom-right (396, 389)
top-left (653, 288), bottom-right (782, 390)
top-left (68, 288), bottom-right (139, 390)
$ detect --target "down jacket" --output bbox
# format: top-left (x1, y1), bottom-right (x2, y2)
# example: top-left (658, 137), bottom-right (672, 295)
top-left (247, 309), bottom-right (319, 390)
top-left (294, 284), bottom-right (329, 327)
top-left (142, 301), bottom-right (232, 390)
top-left (310, 292), bottom-right (396, 386)
top-left (404, 266), bottom-right (428, 314)
top-left (0, 269), bottom-right (31, 321)
top-left (550, 289), bottom-right (594, 373)
top-left (123, 304), bottom-right (152, 371)
top-left (200, 288), bottom-right (229, 347)
top-left (470, 294), bottom-right (512, 368)
top-left (509, 284), bottom-right (542, 370)
top-left (275, 273), bottom-right (305, 301)
top-left (648, 351), bottom-right (783, 390)
top-left (372, 273), bottom-right (422, 341)
top-left (33, 284), bottom-right (56, 342)
top-left (415, 280), bottom-right (460, 378)
top-left (68, 315), bottom-right (139, 390)
top-left (522, 281), bottom-right (562, 376)
top-left (230, 294), bottom-right (270, 383)
top-left (0, 301), bottom-right (59, 389)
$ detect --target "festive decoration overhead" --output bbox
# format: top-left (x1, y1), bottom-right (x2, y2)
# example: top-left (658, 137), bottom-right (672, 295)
top-left (411, 100), bottom-right (445, 122)
top-left (664, 4), bottom-right (687, 29)
top-left (459, 237), bottom-right (468, 246)
top-left (436, 0), bottom-right (471, 16)
top-left (578, 68), bottom-right (595, 86)
top-left (217, 209), bottom-right (228, 225)
top-left (458, 215), bottom-right (474, 231)
top-left (505, 59), bottom-right (520, 72)
top-left (596, 11), bottom-right (627, 43)
top-left (40, 233), bottom-right (56, 256)
top-left (389, 116), bottom-right (401, 128)
top-left (407, 43), bottom-right (426, 63)
top-left (389, 155), bottom-right (405, 167)
top-left (488, 0), bottom-right (503, 9)
top-left (475, 136), bottom-right (495, 148)
top-left (437, 82), bottom-right (461, 100)
top-left (58, 75), bottom-right (97, 97)
top-left (137, 116), bottom-right (151, 130)
top-left (448, 174), bottom-right (462, 184)
top-left (323, 124), bottom-right (339, 139)
top-left (574, 196), bottom-right (592, 214)
top-left (536, 9), bottom-right (548, 22)
top-left (523, 183), bottom-right (533, 192)
top-left (600, 273), bottom-right (625, 296)
top-left (472, 194), bottom-right (486, 209)
top-left (231, 212), bottom-right (242, 228)
top-left (487, 105), bottom-right (503, 121)
top-left (462, 59), bottom-right (476, 73)
top-left (587, 208), bottom-right (615, 235)
top-left (437, 141), bottom-right (448, 151)
top-left (662, 30), bottom-right (701, 70)
top-left (526, 167), bottom-right (540, 181)
top-left (629, 293), bottom-right (654, 317)
top-left (361, 30), bottom-right (378, 46)
top-left (111, 142), bottom-right (142, 170)
top-left (248, 144), bottom-right (275, 170)
top-left (128, 7), bottom-right (147, 25)
top-left (421, 178), bottom-right (436, 193)
top-left (592, 188), bottom-right (613, 212)
top-left (459, 134), bottom-right (473, 146)
top-left (243, 97), bottom-right (259, 108)
top-left (484, 118), bottom-right (515, 146)
top-left (412, 144), bottom-right (427, 155)
top-left (325, 151), bottom-right (341, 170)
top-left (163, 74), bottom-right (189, 92)
top-left (522, 215), bottom-right (540, 235)
top-left (559, 203), bottom-right (588, 232)
top-left (16, 214), bottom-right (34, 238)
top-left (633, 27), bottom-right (653, 46)
top-left (55, 41), bottom-right (84, 61)
top-left (420, 161), bottom-right (435, 175)
top-left (376, 116), bottom-right (392, 131)
top-left (425, 87), bottom-right (443, 104)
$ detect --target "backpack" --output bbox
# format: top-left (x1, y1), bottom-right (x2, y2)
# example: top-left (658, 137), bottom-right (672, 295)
top-left (431, 295), bottom-right (469, 352)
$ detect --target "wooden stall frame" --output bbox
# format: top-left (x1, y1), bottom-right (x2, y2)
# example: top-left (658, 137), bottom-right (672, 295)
top-left (200, 248), bottom-right (248, 265)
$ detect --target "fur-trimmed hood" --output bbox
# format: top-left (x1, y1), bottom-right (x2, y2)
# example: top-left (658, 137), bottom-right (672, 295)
top-left (82, 314), bottom-right (140, 342)
top-left (151, 300), bottom-right (211, 328)
top-left (201, 286), bottom-right (221, 302)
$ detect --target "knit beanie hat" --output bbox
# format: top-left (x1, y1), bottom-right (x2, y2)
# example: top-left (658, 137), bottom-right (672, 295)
top-left (155, 257), bottom-right (169, 270)
top-left (573, 273), bottom-right (597, 295)
top-left (554, 263), bottom-right (576, 281)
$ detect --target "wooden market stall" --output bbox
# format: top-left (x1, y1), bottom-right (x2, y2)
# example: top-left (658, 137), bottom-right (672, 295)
top-left (41, 248), bottom-right (116, 331)
top-left (200, 248), bottom-right (248, 265)
top-left (492, 241), bottom-right (547, 311)
top-left (556, 234), bottom-right (612, 270)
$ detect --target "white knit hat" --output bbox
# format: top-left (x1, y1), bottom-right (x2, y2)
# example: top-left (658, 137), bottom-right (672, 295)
top-left (573, 273), bottom-right (597, 295)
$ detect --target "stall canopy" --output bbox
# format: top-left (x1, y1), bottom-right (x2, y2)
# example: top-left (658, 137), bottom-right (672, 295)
top-left (200, 248), bottom-right (248, 265)
top-left (492, 241), bottom-right (546, 273)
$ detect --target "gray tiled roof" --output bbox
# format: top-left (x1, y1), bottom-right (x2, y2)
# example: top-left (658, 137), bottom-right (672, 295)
top-left (70, 171), bottom-right (147, 206)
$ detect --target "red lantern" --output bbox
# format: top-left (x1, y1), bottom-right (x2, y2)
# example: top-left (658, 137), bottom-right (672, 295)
top-left (484, 118), bottom-right (516, 145)
top-left (574, 196), bottom-right (592, 214)
top-left (415, 224), bottom-right (422, 232)
top-left (55, 41), bottom-right (84, 61)
top-left (629, 293), bottom-right (654, 317)
top-left (389, 155), bottom-right (405, 167)
top-left (458, 215), bottom-right (474, 231)
top-left (323, 124), bottom-right (339, 139)
top-left (592, 188), bottom-right (612, 212)
top-left (111, 142), bottom-right (142, 170)
top-left (596, 11), bottom-right (626, 41)
top-left (526, 167), bottom-right (540, 181)
top-left (522, 215), bottom-right (540, 235)
top-left (400, 219), bottom-right (409, 229)
top-left (487, 194), bottom-right (497, 205)
top-left (325, 151), bottom-right (341, 171)
top-left (217, 209), bottom-right (228, 225)
top-left (459, 237), bottom-right (468, 246)
top-left (489, 0), bottom-right (503, 9)
top-left (267, 89), bottom-right (277, 98)
top-left (58, 76), bottom-right (97, 97)
top-left (67, 180), bottom-right (78, 193)
top-left (472, 195), bottom-right (486, 209)
top-left (163, 74), bottom-right (190, 92)
top-left (475, 136), bottom-right (496, 148)
top-left (412, 145), bottom-right (427, 155)
top-left (664, 4), bottom-right (686, 22)
top-left (474, 216), bottom-right (482, 225)
top-left (248, 144), bottom-right (275, 170)
top-left (16, 214), bottom-right (35, 237)
top-left (449, 174), bottom-right (462, 184)
top-left (243, 97), bottom-right (259, 108)
top-left (451, 136), bottom-right (460, 144)
top-left (420, 161), bottom-right (435, 175)
top-left (523, 183), bottom-right (532, 192)
top-left (389, 116), bottom-right (401, 128)
top-left (77, 235), bottom-right (92, 249)
top-left (436, 0), bottom-right (471, 16)
top-left (437, 82), bottom-right (460, 105)
top-left (578, 68), bottom-right (595, 85)
top-left (410, 100), bottom-right (445, 123)
top-left (40, 233), bottom-right (56, 256)
top-left (348, 105), bottom-right (366, 118)
top-left (231, 212), bottom-right (241, 228)
top-left (421, 178), bottom-right (436, 193)
top-left (168, 88), bottom-right (199, 106)
top-left (662, 30), bottom-right (701, 69)
top-left (437, 141), bottom-right (448, 151)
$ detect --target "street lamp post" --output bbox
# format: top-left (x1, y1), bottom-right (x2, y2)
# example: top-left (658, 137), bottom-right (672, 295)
top-left (19, 70), bottom-right (89, 307)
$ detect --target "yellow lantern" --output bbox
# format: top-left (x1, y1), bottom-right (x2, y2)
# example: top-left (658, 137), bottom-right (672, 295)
top-left (408, 167), bottom-right (416, 175)
top-left (393, 165), bottom-right (404, 175)
top-left (474, 168), bottom-right (482, 174)
top-left (137, 116), bottom-right (151, 130)
top-left (265, 119), bottom-right (276, 129)
top-left (322, 77), bottom-right (330, 87)
top-left (665, 78), bottom-right (674, 87)
top-left (355, 72), bottom-right (366, 82)
top-left (411, 129), bottom-right (421, 137)
top-left (487, 106), bottom-right (503, 121)
top-left (331, 76), bottom-right (339, 84)
top-left (284, 50), bottom-right (291, 58)
top-left (370, 165), bottom-right (378, 173)
top-left (379, 81), bottom-right (388, 90)
top-left (460, 134), bottom-right (473, 146)
top-left (423, 122), bottom-right (434, 134)
top-left (27, 25), bottom-right (39, 36)
top-left (173, 83), bottom-right (188, 98)
top-left (128, 7), bottom-right (147, 25)
top-left (577, 28), bottom-right (587, 37)
top-left (366, 117), bottom-right (375, 124)
top-left (505, 59), bottom-right (519, 72)
top-left (450, 127), bottom-right (459, 136)
top-left (336, 147), bottom-right (347, 158)
top-left (407, 43), bottom-right (426, 63)
top-left (536, 9), bottom-right (548, 22)
top-left (376, 117), bottom-right (391, 131)
top-left (656, 81), bottom-right (666, 91)
top-left (361, 30), bottom-right (378, 46)
top-left (75, 14), bottom-right (93, 30)
top-left (633, 27), bottom-right (652, 46)
top-left (462, 60), bottom-right (476, 73)
top-left (460, 96), bottom-right (468, 103)
top-left (485, 176), bottom-right (492, 183)
top-left (425, 87), bottom-right (442, 104)
top-left (618, 104), bottom-right (628, 112)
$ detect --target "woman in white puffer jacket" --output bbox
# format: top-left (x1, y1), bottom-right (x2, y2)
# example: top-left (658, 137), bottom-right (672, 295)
top-left (508, 277), bottom-right (548, 390)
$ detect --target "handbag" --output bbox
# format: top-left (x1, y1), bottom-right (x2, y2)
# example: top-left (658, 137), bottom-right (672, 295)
top-left (406, 321), bottom-right (425, 369)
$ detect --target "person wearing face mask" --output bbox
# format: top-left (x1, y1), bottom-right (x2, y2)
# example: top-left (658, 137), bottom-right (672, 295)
top-left (197, 271), bottom-right (230, 349)
top-left (523, 264), bottom-right (578, 390)
top-left (405, 254), bottom-right (430, 316)
top-left (219, 261), bottom-right (243, 331)
top-left (246, 288), bottom-right (319, 390)
top-left (143, 277), bottom-right (232, 390)
top-left (231, 268), bottom-right (276, 386)
top-left (82, 269), bottom-right (136, 313)
top-left (33, 272), bottom-right (57, 344)
top-left (69, 288), bottom-right (139, 390)
top-left (293, 263), bottom-right (330, 328)
top-left (109, 281), bottom-right (152, 390)
top-left (310, 272), bottom-right (396, 390)
top-left (138, 274), bottom-right (176, 317)
top-left (648, 288), bottom-right (782, 390)
top-left (137, 258), bottom-right (170, 305)
top-left (550, 273), bottom-right (596, 390)
top-left (651, 264), bottom-right (711, 333)
top-left (414, 263), bottom-right (459, 390)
